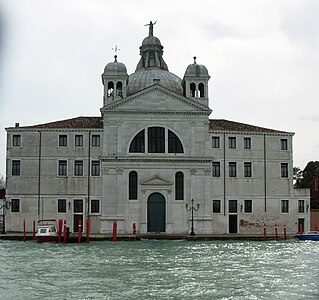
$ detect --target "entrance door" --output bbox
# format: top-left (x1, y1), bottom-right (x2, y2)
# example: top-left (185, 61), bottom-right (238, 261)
top-left (73, 214), bottom-right (83, 232)
top-left (229, 215), bottom-right (238, 233)
top-left (147, 193), bottom-right (166, 232)
top-left (73, 199), bottom-right (84, 232)
top-left (298, 218), bottom-right (305, 233)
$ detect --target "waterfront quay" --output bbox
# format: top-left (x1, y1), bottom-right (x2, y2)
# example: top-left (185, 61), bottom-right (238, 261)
top-left (0, 232), bottom-right (297, 242)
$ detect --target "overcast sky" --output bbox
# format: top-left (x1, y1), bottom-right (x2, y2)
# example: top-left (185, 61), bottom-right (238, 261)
top-left (1, 0), bottom-right (319, 177)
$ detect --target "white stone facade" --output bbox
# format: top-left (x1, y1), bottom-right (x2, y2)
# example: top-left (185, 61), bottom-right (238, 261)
top-left (5, 25), bottom-right (310, 235)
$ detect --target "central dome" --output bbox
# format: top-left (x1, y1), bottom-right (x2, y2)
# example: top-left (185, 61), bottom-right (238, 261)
top-left (127, 69), bottom-right (183, 96)
top-left (127, 21), bottom-right (183, 96)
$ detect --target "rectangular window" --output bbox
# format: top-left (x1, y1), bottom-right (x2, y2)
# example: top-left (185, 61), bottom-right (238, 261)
top-left (58, 160), bottom-right (67, 176)
top-left (281, 139), bottom-right (288, 150)
top-left (91, 161), bottom-right (100, 176)
top-left (212, 136), bottom-right (220, 148)
top-left (12, 160), bottom-right (20, 176)
top-left (59, 135), bottom-right (67, 146)
top-left (315, 179), bottom-right (319, 191)
top-left (281, 163), bottom-right (288, 178)
top-left (11, 199), bottom-right (20, 212)
top-left (228, 137), bottom-right (236, 149)
top-left (212, 162), bottom-right (221, 177)
top-left (229, 162), bottom-right (237, 177)
top-left (91, 199), bottom-right (100, 214)
top-left (92, 135), bottom-right (100, 147)
top-left (298, 200), bottom-right (305, 213)
top-left (244, 162), bottom-right (252, 177)
top-left (244, 137), bottom-right (251, 149)
top-left (281, 200), bottom-right (289, 213)
top-left (213, 200), bottom-right (221, 213)
top-left (244, 200), bottom-right (252, 213)
top-left (58, 199), bottom-right (67, 213)
top-left (75, 135), bottom-right (83, 147)
top-left (74, 199), bottom-right (83, 213)
top-left (74, 160), bottom-right (83, 176)
top-left (229, 200), bottom-right (237, 213)
top-left (13, 135), bottom-right (21, 146)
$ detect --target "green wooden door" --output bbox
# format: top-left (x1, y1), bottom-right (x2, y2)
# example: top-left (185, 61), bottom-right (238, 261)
top-left (147, 193), bottom-right (166, 232)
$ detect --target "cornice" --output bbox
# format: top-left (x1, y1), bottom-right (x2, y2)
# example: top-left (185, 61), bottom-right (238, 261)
top-left (100, 157), bottom-right (212, 163)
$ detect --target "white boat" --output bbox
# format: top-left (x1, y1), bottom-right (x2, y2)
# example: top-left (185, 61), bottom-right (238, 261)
top-left (36, 219), bottom-right (58, 243)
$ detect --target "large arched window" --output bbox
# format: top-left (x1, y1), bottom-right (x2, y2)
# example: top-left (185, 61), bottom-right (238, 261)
top-left (129, 171), bottom-right (138, 200)
top-left (129, 130), bottom-right (145, 153)
top-left (175, 172), bottom-right (184, 200)
top-left (129, 127), bottom-right (184, 154)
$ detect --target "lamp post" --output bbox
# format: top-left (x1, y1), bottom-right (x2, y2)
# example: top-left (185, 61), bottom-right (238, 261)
top-left (1, 200), bottom-right (11, 234)
top-left (185, 198), bottom-right (200, 236)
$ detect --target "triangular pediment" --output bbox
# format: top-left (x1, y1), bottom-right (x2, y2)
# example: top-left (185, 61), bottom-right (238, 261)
top-left (101, 84), bottom-right (211, 114)
top-left (141, 175), bottom-right (173, 186)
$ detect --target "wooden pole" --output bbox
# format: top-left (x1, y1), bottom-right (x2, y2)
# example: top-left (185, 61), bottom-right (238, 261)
top-left (86, 218), bottom-right (90, 243)
top-left (78, 219), bottom-right (82, 244)
top-left (112, 221), bottom-right (117, 242)
top-left (32, 220), bottom-right (36, 240)
top-left (23, 219), bottom-right (26, 242)
top-left (63, 220), bottom-right (67, 244)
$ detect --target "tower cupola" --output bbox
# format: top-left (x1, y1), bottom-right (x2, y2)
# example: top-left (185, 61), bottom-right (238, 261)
top-left (182, 56), bottom-right (210, 106)
top-left (102, 55), bottom-right (128, 105)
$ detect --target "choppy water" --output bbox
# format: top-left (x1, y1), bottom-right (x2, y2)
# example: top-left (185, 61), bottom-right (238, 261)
top-left (0, 239), bottom-right (318, 299)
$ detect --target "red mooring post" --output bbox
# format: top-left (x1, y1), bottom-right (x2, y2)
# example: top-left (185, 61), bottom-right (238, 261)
top-left (112, 221), bottom-right (117, 242)
top-left (275, 224), bottom-right (278, 240)
top-left (299, 223), bottom-right (303, 235)
top-left (23, 219), bottom-right (26, 242)
top-left (63, 220), bottom-right (67, 244)
top-left (32, 220), bottom-right (36, 240)
top-left (263, 224), bottom-right (267, 240)
top-left (78, 219), bottom-right (82, 244)
top-left (86, 218), bottom-right (90, 243)
top-left (133, 223), bottom-right (136, 235)
top-left (284, 224), bottom-right (287, 240)
top-left (58, 219), bottom-right (63, 243)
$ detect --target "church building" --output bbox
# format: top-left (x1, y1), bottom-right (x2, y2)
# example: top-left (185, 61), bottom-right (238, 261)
top-left (5, 23), bottom-right (310, 235)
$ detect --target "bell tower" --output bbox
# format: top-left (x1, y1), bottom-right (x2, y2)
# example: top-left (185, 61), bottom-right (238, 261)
top-left (101, 55), bottom-right (128, 106)
top-left (182, 57), bottom-right (210, 107)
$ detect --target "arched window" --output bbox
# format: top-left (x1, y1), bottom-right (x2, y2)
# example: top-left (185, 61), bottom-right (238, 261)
top-left (116, 81), bottom-right (123, 97)
top-left (107, 81), bottom-right (114, 97)
top-left (148, 127), bottom-right (165, 153)
top-left (129, 130), bottom-right (145, 153)
top-left (129, 171), bottom-right (138, 199)
top-left (198, 83), bottom-right (205, 98)
top-left (175, 172), bottom-right (184, 200)
top-left (168, 130), bottom-right (183, 153)
top-left (129, 127), bottom-right (184, 154)
top-left (190, 83), bottom-right (196, 97)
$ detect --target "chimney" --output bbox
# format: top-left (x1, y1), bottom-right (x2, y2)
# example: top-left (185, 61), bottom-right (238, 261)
top-left (15, 123), bottom-right (20, 128)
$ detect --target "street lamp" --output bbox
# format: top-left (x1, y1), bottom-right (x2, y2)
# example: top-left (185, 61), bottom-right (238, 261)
top-left (1, 200), bottom-right (11, 234)
top-left (185, 198), bottom-right (200, 236)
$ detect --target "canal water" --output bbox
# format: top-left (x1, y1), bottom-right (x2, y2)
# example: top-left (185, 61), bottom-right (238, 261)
top-left (0, 239), bottom-right (318, 299)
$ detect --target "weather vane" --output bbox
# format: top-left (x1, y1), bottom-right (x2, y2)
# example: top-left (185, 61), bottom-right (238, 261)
top-left (112, 45), bottom-right (121, 55)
